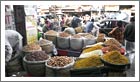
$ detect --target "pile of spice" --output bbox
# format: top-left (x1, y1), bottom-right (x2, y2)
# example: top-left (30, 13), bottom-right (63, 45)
top-left (74, 55), bottom-right (103, 69)
top-left (59, 32), bottom-right (71, 37)
top-left (102, 51), bottom-right (129, 65)
top-left (45, 30), bottom-right (58, 36)
top-left (23, 43), bottom-right (41, 52)
top-left (82, 45), bottom-right (103, 54)
top-left (26, 51), bottom-right (49, 61)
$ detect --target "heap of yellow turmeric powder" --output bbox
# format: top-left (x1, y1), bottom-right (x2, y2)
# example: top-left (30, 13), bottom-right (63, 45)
top-left (74, 55), bottom-right (103, 69)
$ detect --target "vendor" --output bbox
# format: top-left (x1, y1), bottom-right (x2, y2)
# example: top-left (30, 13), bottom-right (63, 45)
top-left (5, 30), bottom-right (23, 64)
top-left (108, 21), bottom-right (124, 44)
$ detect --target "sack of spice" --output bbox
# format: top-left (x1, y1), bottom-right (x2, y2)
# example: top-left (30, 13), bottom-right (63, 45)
top-left (23, 51), bottom-right (50, 76)
top-left (22, 43), bottom-right (42, 58)
top-left (45, 56), bottom-right (75, 77)
top-left (70, 34), bottom-right (83, 50)
top-left (57, 32), bottom-right (70, 49)
top-left (39, 39), bottom-right (54, 54)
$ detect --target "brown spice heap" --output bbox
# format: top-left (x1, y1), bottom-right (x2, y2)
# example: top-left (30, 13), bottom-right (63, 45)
top-left (74, 55), bottom-right (103, 69)
top-left (102, 51), bottom-right (129, 65)
top-left (47, 56), bottom-right (73, 67)
top-left (72, 34), bottom-right (82, 38)
top-left (104, 39), bottom-right (121, 47)
top-left (107, 44), bottom-right (121, 51)
top-left (23, 43), bottom-right (41, 52)
top-left (59, 32), bottom-right (70, 37)
top-left (84, 34), bottom-right (95, 39)
top-left (26, 51), bottom-right (49, 61)
top-left (45, 30), bottom-right (58, 36)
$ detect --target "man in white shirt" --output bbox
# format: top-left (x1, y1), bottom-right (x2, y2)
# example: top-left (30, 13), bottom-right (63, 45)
top-left (5, 30), bottom-right (23, 64)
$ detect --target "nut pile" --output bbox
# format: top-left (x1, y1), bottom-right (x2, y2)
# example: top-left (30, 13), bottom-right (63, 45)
top-left (26, 51), bottom-right (49, 61)
top-left (59, 32), bottom-right (71, 37)
top-left (47, 56), bottom-right (73, 67)
top-left (23, 43), bottom-right (41, 52)
top-left (45, 30), bottom-right (58, 36)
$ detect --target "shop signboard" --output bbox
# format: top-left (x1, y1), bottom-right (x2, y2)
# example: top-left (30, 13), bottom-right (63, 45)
top-left (25, 5), bottom-right (38, 44)
top-left (25, 15), bottom-right (38, 44)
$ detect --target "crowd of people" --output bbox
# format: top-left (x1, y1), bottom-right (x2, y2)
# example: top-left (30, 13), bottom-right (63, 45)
top-left (37, 14), bottom-right (100, 36)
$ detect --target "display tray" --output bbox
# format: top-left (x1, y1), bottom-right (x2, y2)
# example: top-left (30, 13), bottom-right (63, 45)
top-left (100, 56), bottom-right (130, 70)
top-left (70, 66), bottom-right (107, 77)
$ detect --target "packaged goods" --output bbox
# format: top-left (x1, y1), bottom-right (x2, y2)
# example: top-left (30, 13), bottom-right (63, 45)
top-left (45, 30), bottom-right (58, 36)
top-left (82, 45), bottom-right (103, 54)
top-left (102, 51), bottom-right (129, 65)
top-left (26, 51), bottom-right (49, 61)
top-left (104, 38), bottom-right (121, 47)
top-left (74, 55), bottom-right (103, 69)
top-left (80, 50), bottom-right (103, 58)
top-left (23, 43), bottom-right (41, 52)
top-left (59, 32), bottom-right (71, 37)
